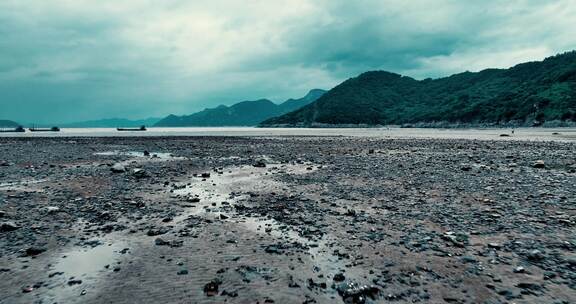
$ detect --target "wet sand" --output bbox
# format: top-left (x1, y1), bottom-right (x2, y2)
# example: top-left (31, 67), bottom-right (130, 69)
top-left (0, 134), bottom-right (575, 303)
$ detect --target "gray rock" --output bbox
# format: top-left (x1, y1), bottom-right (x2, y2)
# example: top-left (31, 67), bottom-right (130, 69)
top-left (253, 160), bottom-right (267, 168)
top-left (526, 249), bottom-right (545, 261)
top-left (154, 238), bottom-right (170, 246)
top-left (0, 221), bottom-right (20, 232)
top-left (111, 163), bottom-right (126, 173)
top-left (132, 168), bottom-right (147, 178)
top-left (177, 269), bottom-right (189, 275)
top-left (46, 206), bottom-right (61, 213)
top-left (23, 247), bottom-right (46, 256)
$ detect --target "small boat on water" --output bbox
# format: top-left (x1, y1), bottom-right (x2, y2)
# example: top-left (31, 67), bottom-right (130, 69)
top-left (0, 126), bottom-right (26, 133)
top-left (117, 125), bottom-right (147, 131)
top-left (29, 126), bottom-right (60, 132)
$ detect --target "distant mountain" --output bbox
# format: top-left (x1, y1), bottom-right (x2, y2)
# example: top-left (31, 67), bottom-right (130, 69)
top-left (0, 120), bottom-right (20, 127)
top-left (155, 89), bottom-right (326, 127)
top-left (61, 117), bottom-right (161, 128)
top-left (261, 51), bottom-right (576, 127)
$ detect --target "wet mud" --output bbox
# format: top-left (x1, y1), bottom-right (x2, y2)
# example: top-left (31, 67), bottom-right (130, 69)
top-left (0, 136), bottom-right (575, 303)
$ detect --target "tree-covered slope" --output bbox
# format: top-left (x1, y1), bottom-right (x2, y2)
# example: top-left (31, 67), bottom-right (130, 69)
top-left (261, 51), bottom-right (576, 126)
top-left (155, 89), bottom-right (325, 127)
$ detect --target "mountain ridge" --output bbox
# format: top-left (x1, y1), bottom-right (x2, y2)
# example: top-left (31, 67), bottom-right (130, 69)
top-left (155, 89), bottom-right (326, 127)
top-left (261, 51), bottom-right (576, 127)
top-left (60, 117), bottom-right (162, 128)
top-left (0, 120), bottom-right (21, 128)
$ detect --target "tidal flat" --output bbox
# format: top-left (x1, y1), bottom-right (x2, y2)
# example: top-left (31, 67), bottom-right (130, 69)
top-left (0, 135), bottom-right (575, 303)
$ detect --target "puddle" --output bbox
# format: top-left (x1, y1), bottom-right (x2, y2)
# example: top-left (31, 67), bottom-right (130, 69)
top-left (94, 151), bottom-right (179, 159)
top-left (171, 163), bottom-right (317, 219)
top-left (168, 161), bottom-right (350, 281)
top-left (36, 242), bottom-right (127, 303)
top-left (239, 217), bottom-right (306, 243)
top-left (53, 242), bottom-right (126, 279)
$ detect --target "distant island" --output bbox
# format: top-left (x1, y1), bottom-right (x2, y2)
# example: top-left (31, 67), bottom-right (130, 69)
top-left (60, 117), bottom-right (161, 128)
top-left (0, 120), bottom-right (21, 128)
top-left (155, 89), bottom-right (326, 127)
top-left (261, 51), bottom-right (576, 127)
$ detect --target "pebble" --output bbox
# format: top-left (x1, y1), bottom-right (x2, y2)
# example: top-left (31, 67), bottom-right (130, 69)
top-left (111, 163), bottom-right (126, 173)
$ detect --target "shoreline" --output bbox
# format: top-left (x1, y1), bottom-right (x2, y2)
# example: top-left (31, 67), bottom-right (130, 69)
top-left (0, 127), bottom-right (575, 142)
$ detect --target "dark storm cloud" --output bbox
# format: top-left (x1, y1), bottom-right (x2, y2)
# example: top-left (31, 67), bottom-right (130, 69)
top-left (0, 0), bottom-right (575, 123)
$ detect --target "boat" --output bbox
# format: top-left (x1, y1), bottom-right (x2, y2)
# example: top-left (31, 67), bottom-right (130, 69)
top-left (0, 126), bottom-right (26, 133)
top-left (29, 126), bottom-right (60, 132)
top-left (117, 125), bottom-right (147, 131)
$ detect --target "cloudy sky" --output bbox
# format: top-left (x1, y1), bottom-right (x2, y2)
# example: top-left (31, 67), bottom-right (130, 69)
top-left (1, 0), bottom-right (575, 123)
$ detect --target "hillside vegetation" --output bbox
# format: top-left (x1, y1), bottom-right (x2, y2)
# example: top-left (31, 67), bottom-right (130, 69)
top-left (261, 51), bottom-right (576, 127)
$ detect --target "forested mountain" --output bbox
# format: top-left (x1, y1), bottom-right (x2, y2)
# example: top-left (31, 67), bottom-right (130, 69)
top-left (261, 51), bottom-right (576, 127)
top-left (155, 89), bottom-right (325, 127)
top-left (61, 117), bottom-right (161, 128)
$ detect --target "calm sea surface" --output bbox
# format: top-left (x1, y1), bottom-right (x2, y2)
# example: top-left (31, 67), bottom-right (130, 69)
top-left (0, 127), bottom-right (575, 141)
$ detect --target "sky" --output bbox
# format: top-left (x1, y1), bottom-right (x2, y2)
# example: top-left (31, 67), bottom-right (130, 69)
top-left (1, 0), bottom-right (576, 123)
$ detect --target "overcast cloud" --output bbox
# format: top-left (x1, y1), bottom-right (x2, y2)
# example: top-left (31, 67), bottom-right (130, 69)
top-left (1, 0), bottom-right (575, 123)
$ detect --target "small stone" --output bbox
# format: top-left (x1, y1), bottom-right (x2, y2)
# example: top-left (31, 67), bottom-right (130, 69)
top-left (513, 266), bottom-right (525, 273)
top-left (23, 247), bottom-right (46, 256)
top-left (526, 249), bottom-right (545, 261)
top-left (221, 290), bottom-right (238, 297)
top-left (177, 269), bottom-right (189, 275)
top-left (147, 227), bottom-right (169, 236)
top-left (488, 243), bottom-right (501, 249)
top-left (517, 282), bottom-right (542, 291)
top-left (253, 161), bottom-right (266, 168)
top-left (111, 163), bottom-right (126, 173)
top-left (67, 279), bottom-right (83, 286)
top-left (543, 271), bottom-right (556, 280)
top-left (46, 206), bottom-right (60, 213)
top-left (0, 221), bottom-right (20, 232)
top-left (201, 173), bottom-right (211, 178)
top-left (132, 168), bottom-right (147, 178)
top-left (264, 245), bottom-right (281, 254)
top-left (460, 256), bottom-right (478, 263)
top-left (532, 160), bottom-right (545, 168)
top-left (333, 273), bottom-right (346, 282)
top-left (22, 286), bottom-right (34, 293)
top-left (204, 279), bottom-right (222, 296)
top-left (154, 238), bottom-right (170, 246)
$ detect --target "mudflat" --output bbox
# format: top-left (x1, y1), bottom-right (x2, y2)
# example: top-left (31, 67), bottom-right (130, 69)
top-left (0, 135), bottom-right (575, 304)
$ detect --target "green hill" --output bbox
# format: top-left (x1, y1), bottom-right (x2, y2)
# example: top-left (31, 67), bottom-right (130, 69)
top-left (261, 51), bottom-right (576, 127)
top-left (155, 89), bottom-right (325, 127)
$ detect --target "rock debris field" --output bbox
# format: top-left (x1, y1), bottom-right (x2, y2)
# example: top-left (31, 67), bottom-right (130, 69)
top-left (0, 135), bottom-right (575, 303)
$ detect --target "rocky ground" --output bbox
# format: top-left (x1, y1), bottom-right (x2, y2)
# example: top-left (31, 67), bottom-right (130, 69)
top-left (0, 136), bottom-right (575, 304)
